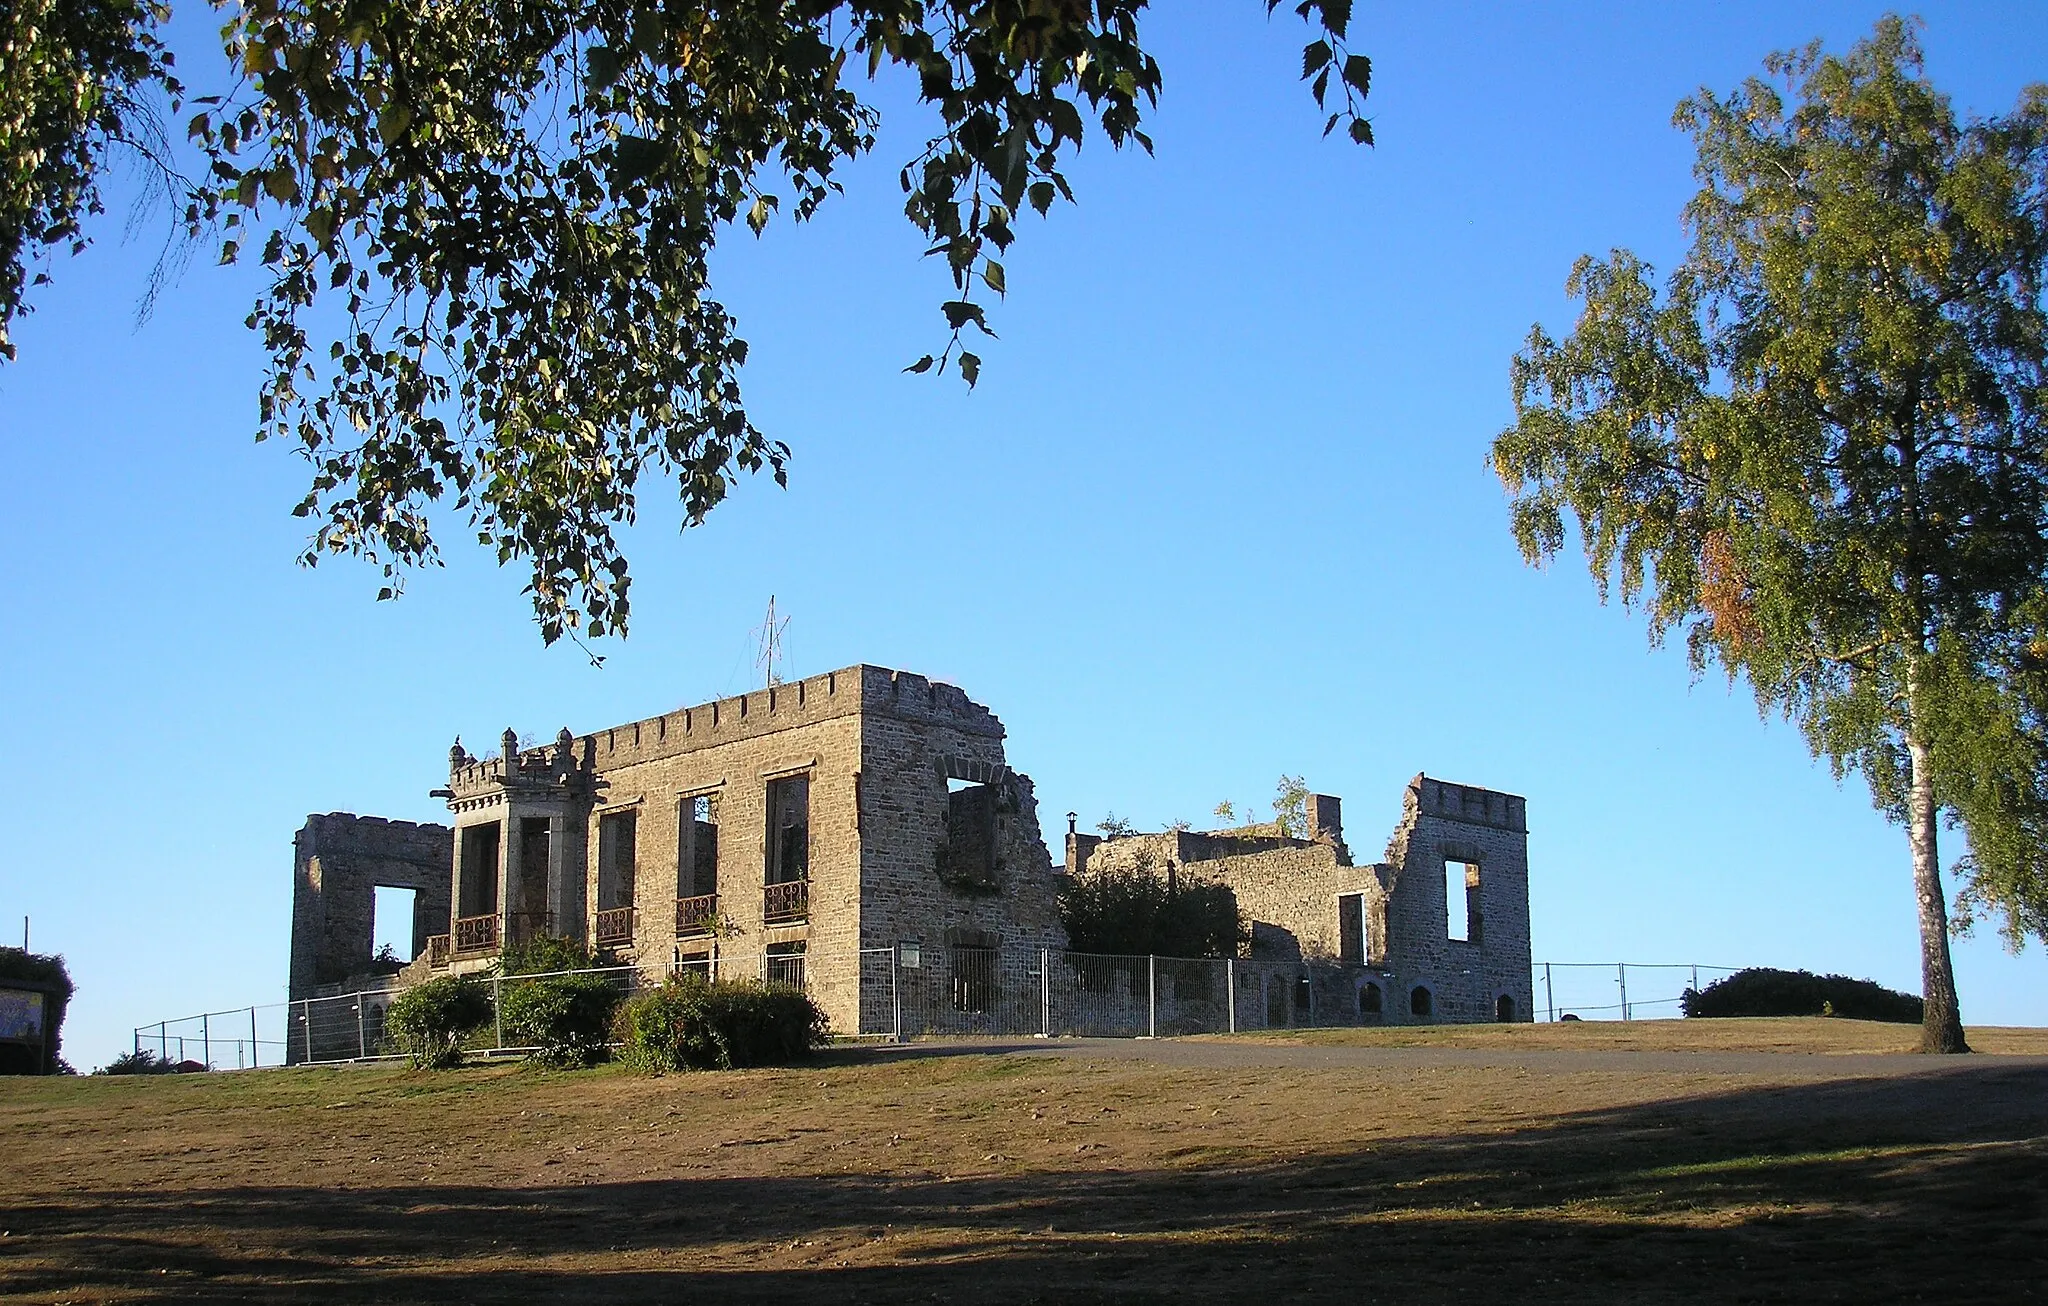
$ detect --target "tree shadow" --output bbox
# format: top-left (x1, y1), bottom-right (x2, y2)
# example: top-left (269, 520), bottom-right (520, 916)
top-left (5, 1062), bottom-right (2044, 1303)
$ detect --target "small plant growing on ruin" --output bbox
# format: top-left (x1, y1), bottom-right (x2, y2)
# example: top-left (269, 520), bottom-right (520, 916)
top-left (499, 973), bottom-right (624, 1069)
top-left (616, 974), bottom-right (828, 1073)
top-left (1095, 813), bottom-right (1137, 839)
top-left (385, 976), bottom-right (493, 1069)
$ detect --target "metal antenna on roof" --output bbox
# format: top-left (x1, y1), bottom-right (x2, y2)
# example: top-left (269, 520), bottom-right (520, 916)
top-left (753, 595), bottom-right (790, 688)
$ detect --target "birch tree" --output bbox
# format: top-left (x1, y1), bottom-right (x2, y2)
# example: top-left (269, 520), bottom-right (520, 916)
top-left (1492, 17), bottom-right (2048, 1052)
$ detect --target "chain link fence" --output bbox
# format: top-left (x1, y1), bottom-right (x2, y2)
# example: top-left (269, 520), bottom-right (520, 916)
top-left (135, 953), bottom-right (1749, 1066)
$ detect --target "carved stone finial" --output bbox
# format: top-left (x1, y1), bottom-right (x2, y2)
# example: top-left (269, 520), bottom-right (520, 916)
top-left (449, 737), bottom-right (469, 772)
top-left (502, 727), bottom-right (520, 761)
top-left (554, 726), bottom-right (575, 766)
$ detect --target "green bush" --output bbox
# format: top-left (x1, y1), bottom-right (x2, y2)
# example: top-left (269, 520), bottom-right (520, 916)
top-left (95, 1049), bottom-right (181, 1075)
top-left (385, 975), bottom-right (494, 1068)
top-left (1682, 968), bottom-right (1923, 1024)
top-left (0, 947), bottom-right (73, 1076)
top-left (616, 974), bottom-right (828, 1072)
top-left (500, 973), bottom-right (624, 1068)
top-left (501, 933), bottom-right (595, 977)
top-left (1059, 859), bottom-right (1244, 958)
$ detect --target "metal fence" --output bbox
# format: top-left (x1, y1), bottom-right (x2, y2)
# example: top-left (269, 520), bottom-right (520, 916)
top-left (137, 954), bottom-right (778, 1067)
top-left (136, 953), bottom-right (1748, 1067)
top-left (1533, 962), bottom-right (1742, 1022)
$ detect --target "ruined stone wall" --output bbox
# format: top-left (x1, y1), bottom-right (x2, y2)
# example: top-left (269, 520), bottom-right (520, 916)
top-left (856, 667), bottom-right (1065, 971)
top-left (566, 666), bottom-right (1062, 1036)
top-left (1193, 844), bottom-right (1380, 962)
top-left (289, 814), bottom-right (451, 999)
top-left (1378, 775), bottom-right (1534, 1023)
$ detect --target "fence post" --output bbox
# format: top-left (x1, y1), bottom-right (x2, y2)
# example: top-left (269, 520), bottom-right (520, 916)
top-left (891, 946), bottom-right (902, 1044)
top-left (1618, 963), bottom-right (1630, 1021)
top-left (302, 1001), bottom-right (312, 1063)
top-left (1226, 959), bottom-right (1236, 1035)
top-left (356, 998), bottom-right (367, 1059)
top-left (1040, 948), bottom-right (1050, 1039)
top-left (1147, 955), bottom-right (1157, 1039)
top-left (250, 1007), bottom-right (260, 1069)
top-left (493, 976), bottom-right (504, 1050)
top-left (1690, 963), bottom-right (1699, 1004)
top-left (1544, 962), bottom-right (1554, 1024)
top-left (133, 1028), bottom-right (141, 1059)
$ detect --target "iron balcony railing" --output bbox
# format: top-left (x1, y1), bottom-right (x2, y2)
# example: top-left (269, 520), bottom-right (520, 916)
top-left (453, 914), bottom-right (498, 954)
top-left (762, 879), bottom-right (809, 925)
top-left (675, 894), bottom-right (719, 935)
top-left (427, 935), bottom-right (452, 968)
top-left (595, 906), bottom-right (636, 946)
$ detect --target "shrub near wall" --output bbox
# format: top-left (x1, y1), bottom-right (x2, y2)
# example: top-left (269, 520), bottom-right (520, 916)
top-left (1682, 968), bottom-right (1924, 1024)
top-left (385, 975), bottom-right (494, 1068)
top-left (617, 975), bottom-right (828, 1072)
top-left (499, 973), bottom-right (623, 1068)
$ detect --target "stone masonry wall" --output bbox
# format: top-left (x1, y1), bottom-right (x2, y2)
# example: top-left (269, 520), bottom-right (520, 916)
top-left (857, 669), bottom-right (1065, 979)
top-left (289, 813), bottom-right (451, 999)
top-left (582, 709), bottom-right (867, 1029)
top-left (1379, 775), bottom-right (1534, 1023)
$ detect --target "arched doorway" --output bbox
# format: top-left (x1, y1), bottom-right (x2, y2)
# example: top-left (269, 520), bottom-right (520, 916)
top-left (1359, 982), bottom-right (1383, 1018)
top-left (1495, 993), bottom-right (1516, 1023)
top-left (1409, 985), bottom-right (1433, 1019)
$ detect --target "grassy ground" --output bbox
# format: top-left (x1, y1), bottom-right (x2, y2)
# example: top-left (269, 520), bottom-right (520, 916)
top-left (2, 1018), bottom-right (2044, 1303)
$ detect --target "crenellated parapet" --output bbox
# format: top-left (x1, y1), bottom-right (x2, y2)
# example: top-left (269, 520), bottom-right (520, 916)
top-left (1404, 774), bottom-right (1527, 835)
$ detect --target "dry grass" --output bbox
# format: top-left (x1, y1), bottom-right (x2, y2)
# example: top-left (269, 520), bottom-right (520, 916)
top-left (2, 1019), bottom-right (2044, 1303)
top-left (1203, 1014), bottom-right (2048, 1055)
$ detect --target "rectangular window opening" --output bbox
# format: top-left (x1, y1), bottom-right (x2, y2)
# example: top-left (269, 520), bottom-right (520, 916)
top-left (598, 809), bottom-right (639, 911)
top-left (680, 793), bottom-right (720, 899)
top-left (1337, 893), bottom-right (1365, 967)
top-left (767, 776), bottom-right (811, 885)
top-left (372, 886), bottom-right (418, 966)
top-left (459, 823), bottom-right (501, 917)
top-left (1446, 859), bottom-right (1481, 943)
top-left (941, 778), bottom-right (999, 890)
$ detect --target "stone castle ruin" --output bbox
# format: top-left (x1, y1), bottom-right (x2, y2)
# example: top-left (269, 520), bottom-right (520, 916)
top-left (288, 665), bottom-right (1532, 1043)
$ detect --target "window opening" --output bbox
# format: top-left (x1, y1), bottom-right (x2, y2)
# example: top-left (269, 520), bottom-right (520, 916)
top-left (372, 886), bottom-right (417, 967)
top-left (765, 939), bottom-right (806, 990)
top-left (1410, 985), bottom-right (1433, 1019)
top-left (598, 809), bottom-right (638, 911)
top-left (515, 817), bottom-right (552, 933)
top-left (1337, 894), bottom-right (1365, 966)
top-left (940, 776), bottom-right (1000, 890)
top-left (1359, 981), bottom-right (1383, 1016)
top-left (458, 822), bottom-right (501, 917)
top-left (949, 945), bottom-right (997, 1013)
top-left (1496, 994), bottom-right (1516, 1023)
top-left (767, 776), bottom-right (810, 884)
top-left (1445, 859), bottom-right (1482, 942)
top-left (679, 793), bottom-right (720, 899)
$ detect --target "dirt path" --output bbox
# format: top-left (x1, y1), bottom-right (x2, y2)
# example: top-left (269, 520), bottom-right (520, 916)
top-left (3, 1018), bottom-right (2044, 1303)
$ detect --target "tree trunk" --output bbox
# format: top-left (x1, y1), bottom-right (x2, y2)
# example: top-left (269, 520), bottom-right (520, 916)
top-left (1906, 667), bottom-right (1970, 1054)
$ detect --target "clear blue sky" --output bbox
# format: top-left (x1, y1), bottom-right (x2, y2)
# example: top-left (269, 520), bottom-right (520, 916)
top-left (4, 3), bottom-right (2044, 1067)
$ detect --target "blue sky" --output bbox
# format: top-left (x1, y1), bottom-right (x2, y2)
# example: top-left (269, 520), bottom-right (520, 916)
top-left (4, 3), bottom-right (2044, 1066)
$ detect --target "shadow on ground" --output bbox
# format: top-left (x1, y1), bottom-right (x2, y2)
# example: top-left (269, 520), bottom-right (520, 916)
top-left (4, 1061), bottom-right (2044, 1303)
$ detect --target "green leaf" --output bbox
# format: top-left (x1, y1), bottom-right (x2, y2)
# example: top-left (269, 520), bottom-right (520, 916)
top-left (904, 355), bottom-right (936, 374)
top-left (1301, 40), bottom-right (1332, 80)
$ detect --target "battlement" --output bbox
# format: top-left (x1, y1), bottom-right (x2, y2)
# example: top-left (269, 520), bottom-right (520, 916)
top-left (445, 664), bottom-right (1002, 793)
top-left (1408, 774), bottom-right (1526, 833)
top-left (296, 812), bottom-right (451, 862)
